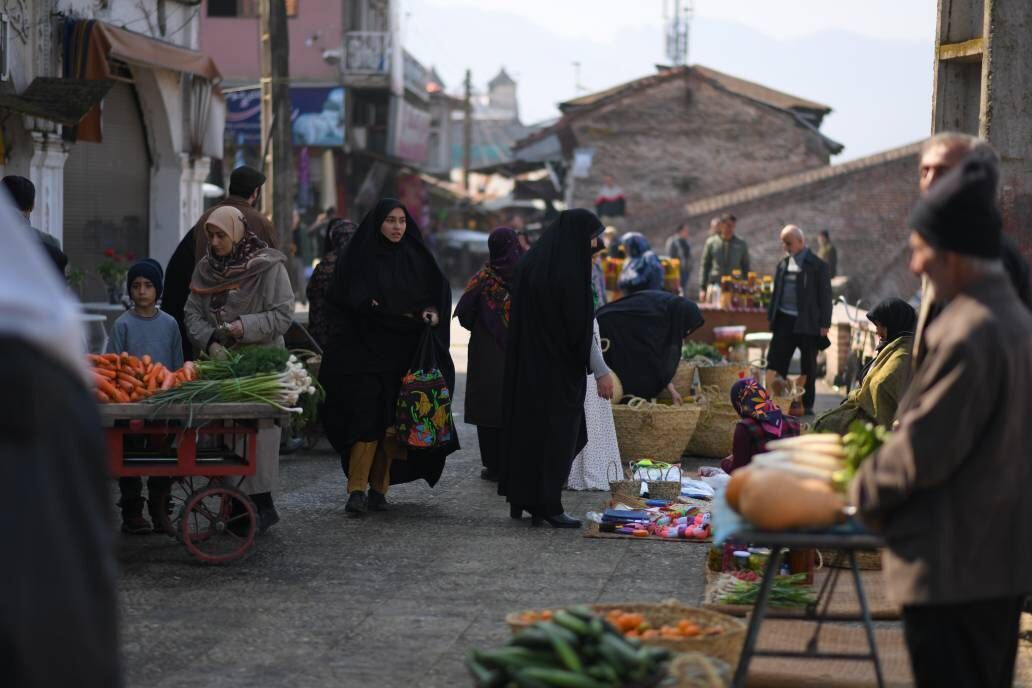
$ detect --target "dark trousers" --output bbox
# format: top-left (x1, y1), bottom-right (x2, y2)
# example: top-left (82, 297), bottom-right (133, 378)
top-left (117, 476), bottom-right (172, 507)
top-left (767, 312), bottom-right (818, 411)
top-left (903, 597), bottom-right (1022, 688)
top-left (476, 426), bottom-right (502, 473)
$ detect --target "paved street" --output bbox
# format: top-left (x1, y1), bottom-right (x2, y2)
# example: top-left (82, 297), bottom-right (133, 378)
top-left (116, 320), bottom-right (715, 687)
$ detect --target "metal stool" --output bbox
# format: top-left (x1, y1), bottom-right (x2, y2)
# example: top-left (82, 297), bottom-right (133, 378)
top-left (745, 331), bottom-right (773, 368)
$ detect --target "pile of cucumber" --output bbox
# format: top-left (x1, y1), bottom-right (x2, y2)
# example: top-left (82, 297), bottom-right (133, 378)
top-left (466, 606), bottom-right (671, 688)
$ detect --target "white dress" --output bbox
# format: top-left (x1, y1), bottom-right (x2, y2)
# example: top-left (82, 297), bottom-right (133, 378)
top-left (567, 320), bottom-right (622, 490)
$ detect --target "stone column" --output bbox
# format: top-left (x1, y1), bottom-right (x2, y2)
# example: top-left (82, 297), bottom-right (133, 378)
top-left (181, 154), bottom-right (210, 234)
top-left (28, 130), bottom-right (69, 245)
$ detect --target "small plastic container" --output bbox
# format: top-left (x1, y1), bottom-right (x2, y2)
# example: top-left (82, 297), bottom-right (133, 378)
top-left (733, 550), bottom-right (752, 571)
top-left (713, 325), bottom-right (747, 343)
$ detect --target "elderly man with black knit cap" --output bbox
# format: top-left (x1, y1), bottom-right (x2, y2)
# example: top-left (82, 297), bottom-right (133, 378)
top-left (850, 152), bottom-right (1032, 688)
top-left (162, 166), bottom-right (278, 361)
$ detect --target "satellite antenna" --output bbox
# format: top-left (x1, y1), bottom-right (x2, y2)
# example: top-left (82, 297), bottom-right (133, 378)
top-left (664, 0), bottom-right (694, 66)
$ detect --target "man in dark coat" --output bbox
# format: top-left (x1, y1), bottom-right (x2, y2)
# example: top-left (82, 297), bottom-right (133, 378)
top-left (2, 175), bottom-right (68, 276)
top-left (851, 153), bottom-right (1032, 688)
top-left (162, 166), bottom-right (278, 361)
top-left (766, 224), bottom-right (832, 415)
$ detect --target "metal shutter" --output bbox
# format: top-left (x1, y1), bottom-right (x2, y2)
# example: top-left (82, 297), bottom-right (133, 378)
top-left (64, 82), bottom-right (151, 302)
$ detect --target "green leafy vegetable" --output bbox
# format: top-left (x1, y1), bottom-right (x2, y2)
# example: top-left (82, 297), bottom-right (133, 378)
top-left (841, 420), bottom-right (891, 478)
top-left (682, 341), bottom-right (722, 363)
top-left (719, 573), bottom-right (816, 608)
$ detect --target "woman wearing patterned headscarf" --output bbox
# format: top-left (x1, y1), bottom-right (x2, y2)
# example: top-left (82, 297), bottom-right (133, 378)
top-left (720, 377), bottom-right (800, 473)
top-left (617, 232), bottom-right (664, 295)
top-left (454, 227), bottom-right (522, 481)
top-left (185, 205), bottom-right (294, 532)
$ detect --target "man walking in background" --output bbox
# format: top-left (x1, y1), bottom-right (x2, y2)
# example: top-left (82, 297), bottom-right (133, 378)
top-left (2, 175), bottom-right (67, 276)
top-left (664, 222), bottom-right (692, 296)
top-left (766, 225), bottom-right (832, 416)
top-left (699, 213), bottom-right (750, 300)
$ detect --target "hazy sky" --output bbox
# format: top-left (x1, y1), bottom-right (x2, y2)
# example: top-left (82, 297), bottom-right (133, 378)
top-left (402, 0), bottom-right (938, 161)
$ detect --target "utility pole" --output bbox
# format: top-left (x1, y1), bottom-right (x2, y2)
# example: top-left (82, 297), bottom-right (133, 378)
top-left (462, 68), bottom-right (473, 192)
top-left (260, 0), bottom-right (295, 271)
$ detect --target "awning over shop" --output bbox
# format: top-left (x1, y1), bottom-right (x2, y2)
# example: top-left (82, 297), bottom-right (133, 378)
top-left (0, 77), bottom-right (113, 126)
top-left (63, 19), bottom-right (223, 147)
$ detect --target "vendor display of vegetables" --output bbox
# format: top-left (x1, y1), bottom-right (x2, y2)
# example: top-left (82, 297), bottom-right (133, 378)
top-left (725, 427), bottom-right (891, 531)
top-left (681, 341), bottom-right (722, 363)
top-left (718, 572), bottom-right (816, 609)
top-left (143, 347), bottom-right (315, 413)
top-left (89, 353), bottom-right (195, 403)
top-left (604, 610), bottom-right (724, 641)
top-left (467, 608), bottom-right (671, 688)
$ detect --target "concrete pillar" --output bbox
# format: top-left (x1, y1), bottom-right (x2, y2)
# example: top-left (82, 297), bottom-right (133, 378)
top-left (321, 149), bottom-right (336, 210)
top-left (28, 131), bottom-right (68, 244)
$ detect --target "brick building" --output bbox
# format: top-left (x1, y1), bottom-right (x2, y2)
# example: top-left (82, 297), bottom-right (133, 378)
top-left (509, 65), bottom-right (843, 235)
top-left (681, 142), bottom-right (924, 306)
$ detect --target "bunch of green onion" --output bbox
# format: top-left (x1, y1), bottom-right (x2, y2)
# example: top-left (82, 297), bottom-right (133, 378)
top-left (144, 355), bottom-right (315, 413)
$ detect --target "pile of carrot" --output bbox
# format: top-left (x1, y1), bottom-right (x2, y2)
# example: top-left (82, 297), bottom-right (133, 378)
top-left (88, 353), bottom-right (196, 403)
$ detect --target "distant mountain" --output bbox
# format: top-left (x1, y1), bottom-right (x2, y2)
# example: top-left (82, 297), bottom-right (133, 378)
top-left (406, 8), bottom-right (933, 162)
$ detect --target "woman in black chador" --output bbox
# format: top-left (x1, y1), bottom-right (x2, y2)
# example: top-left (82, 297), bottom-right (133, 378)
top-left (319, 198), bottom-right (459, 514)
top-left (498, 209), bottom-right (605, 528)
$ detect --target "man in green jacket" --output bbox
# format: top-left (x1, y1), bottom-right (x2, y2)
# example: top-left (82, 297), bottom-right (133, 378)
top-left (698, 213), bottom-right (750, 299)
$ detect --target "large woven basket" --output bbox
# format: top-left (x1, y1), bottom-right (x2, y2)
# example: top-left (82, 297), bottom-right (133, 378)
top-left (696, 365), bottom-right (753, 397)
top-left (684, 391), bottom-right (739, 458)
top-left (819, 548), bottom-right (883, 571)
top-left (658, 361), bottom-right (697, 402)
top-left (612, 397), bottom-right (702, 464)
top-left (505, 601), bottom-right (745, 667)
top-left (609, 463), bottom-right (682, 501)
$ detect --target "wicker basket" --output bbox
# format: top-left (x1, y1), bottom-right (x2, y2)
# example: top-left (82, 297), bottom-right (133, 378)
top-left (609, 477), bottom-right (682, 501)
top-left (772, 395), bottom-right (797, 416)
top-left (696, 364), bottom-right (753, 397)
top-left (684, 392), bottom-right (740, 458)
top-left (612, 397), bottom-right (702, 464)
top-left (505, 601), bottom-right (745, 667)
top-left (658, 361), bottom-right (697, 402)
top-left (666, 652), bottom-right (732, 688)
top-left (819, 548), bottom-right (883, 571)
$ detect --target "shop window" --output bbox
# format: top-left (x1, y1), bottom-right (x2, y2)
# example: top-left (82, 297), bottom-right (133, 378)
top-left (207, 1), bottom-right (298, 18)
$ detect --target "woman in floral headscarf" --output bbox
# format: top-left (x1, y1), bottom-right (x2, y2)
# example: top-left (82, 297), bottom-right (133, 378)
top-left (720, 377), bottom-right (800, 474)
top-left (185, 205), bottom-right (294, 532)
top-left (454, 227), bottom-right (522, 481)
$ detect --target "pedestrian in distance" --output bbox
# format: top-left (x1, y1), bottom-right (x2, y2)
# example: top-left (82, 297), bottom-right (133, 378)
top-left (306, 218), bottom-right (357, 352)
top-left (319, 199), bottom-right (458, 515)
top-left (698, 213), bottom-right (750, 300)
top-left (766, 225), bottom-right (832, 416)
top-left (498, 209), bottom-right (605, 528)
top-left (851, 152), bottom-right (1032, 688)
top-left (184, 206), bottom-right (294, 534)
top-left (617, 232), bottom-right (664, 296)
top-left (2, 174), bottom-right (68, 276)
top-left (815, 229), bottom-right (838, 278)
top-left (108, 259), bottom-right (182, 534)
top-left (164, 165), bottom-right (279, 361)
top-left (454, 226), bottom-right (522, 482)
top-left (664, 222), bottom-right (692, 295)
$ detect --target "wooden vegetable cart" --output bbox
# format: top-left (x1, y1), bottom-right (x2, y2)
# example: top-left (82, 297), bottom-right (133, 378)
top-left (101, 402), bottom-right (288, 564)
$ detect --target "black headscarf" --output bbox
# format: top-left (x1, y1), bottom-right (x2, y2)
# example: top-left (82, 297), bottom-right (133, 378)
top-left (498, 209), bottom-right (604, 515)
top-left (319, 198), bottom-right (458, 487)
top-left (597, 290), bottom-right (705, 399)
top-left (867, 297), bottom-right (916, 349)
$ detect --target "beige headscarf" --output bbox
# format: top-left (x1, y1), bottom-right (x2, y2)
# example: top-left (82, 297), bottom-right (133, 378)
top-left (205, 206), bottom-right (247, 244)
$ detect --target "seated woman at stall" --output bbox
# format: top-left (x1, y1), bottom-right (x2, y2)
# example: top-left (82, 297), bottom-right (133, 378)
top-left (721, 378), bottom-right (800, 474)
top-left (596, 290), bottom-right (704, 404)
top-left (617, 233), bottom-right (664, 296)
top-left (813, 297), bottom-right (916, 434)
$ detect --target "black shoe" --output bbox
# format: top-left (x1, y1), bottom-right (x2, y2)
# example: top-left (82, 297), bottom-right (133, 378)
top-left (531, 513), bottom-right (582, 529)
top-left (280, 436), bottom-right (304, 455)
top-left (481, 468), bottom-right (499, 482)
top-left (256, 505), bottom-right (280, 534)
top-left (121, 513), bottom-right (152, 535)
top-left (803, 408), bottom-right (815, 417)
top-left (367, 490), bottom-right (388, 511)
top-left (345, 491), bottom-right (368, 514)
top-left (510, 504), bottom-right (525, 520)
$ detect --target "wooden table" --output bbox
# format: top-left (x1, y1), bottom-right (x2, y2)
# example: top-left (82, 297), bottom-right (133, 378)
top-left (694, 307), bottom-right (770, 343)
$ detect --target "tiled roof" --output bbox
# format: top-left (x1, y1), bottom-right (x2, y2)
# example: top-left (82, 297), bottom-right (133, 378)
top-left (682, 142), bottom-right (922, 217)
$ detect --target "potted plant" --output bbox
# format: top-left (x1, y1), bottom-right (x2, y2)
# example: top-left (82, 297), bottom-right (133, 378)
top-left (97, 248), bottom-right (134, 304)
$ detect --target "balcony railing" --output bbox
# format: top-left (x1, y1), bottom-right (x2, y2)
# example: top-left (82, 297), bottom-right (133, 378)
top-left (343, 31), bottom-right (391, 75)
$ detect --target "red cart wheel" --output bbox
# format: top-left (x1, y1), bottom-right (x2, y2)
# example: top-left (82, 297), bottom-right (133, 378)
top-left (180, 484), bottom-right (257, 564)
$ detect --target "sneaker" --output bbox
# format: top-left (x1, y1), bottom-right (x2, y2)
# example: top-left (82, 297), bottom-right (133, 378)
top-left (121, 513), bottom-right (152, 535)
top-left (367, 490), bottom-right (389, 511)
top-left (345, 491), bottom-right (368, 514)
